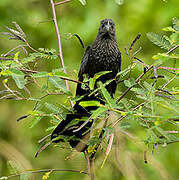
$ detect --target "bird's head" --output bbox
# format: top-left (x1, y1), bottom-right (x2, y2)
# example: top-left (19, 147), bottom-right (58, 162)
top-left (98, 19), bottom-right (116, 39)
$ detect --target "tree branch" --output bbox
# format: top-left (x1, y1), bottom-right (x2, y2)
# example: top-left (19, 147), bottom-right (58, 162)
top-left (55, 0), bottom-right (71, 6)
top-left (166, 44), bottom-right (179, 54)
top-left (112, 102), bottom-right (145, 127)
top-left (49, 0), bottom-right (73, 106)
top-left (117, 65), bottom-right (153, 102)
top-left (3, 168), bottom-right (88, 179)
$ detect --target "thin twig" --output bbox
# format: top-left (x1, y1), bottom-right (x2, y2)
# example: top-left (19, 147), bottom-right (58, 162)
top-left (101, 134), bottom-right (114, 168)
top-left (60, 77), bottom-right (83, 84)
top-left (1, 44), bottom-right (28, 57)
top-left (134, 57), bottom-right (149, 68)
top-left (0, 57), bottom-right (14, 60)
top-left (117, 65), bottom-right (153, 102)
top-left (24, 40), bottom-right (38, 53)
top-left (3, 80), bottom-right (19, 99)
top-left (129, 33), bottom-right (141, 52)
top-left (165, 131), bottom-right (178, 134)
top-left (35, 142), bottom-right (52, 158)
top-left (20, 67), bottom-right (83, 84)
top-left (160, 75), bottom-right (177, 89)
top-left (4, 168), bottom-right (88, 179)
top-left (112, 102), bottom-right (145, 127)
top-left (55, 0), bottom-right (71, 6)
top-left (73, 117), bottom-right (92, 132)
top-left (133, 47), bottom-right (142, 56)
top-left (84, 151), bottom-right (94, 180)
top-left (74, 33), bottom-right (85, 48)
top-left (157, 66), bottom-right (179, 71)
top-left (50, 0), bottom-right (73, 106)
top-left (38, 134), bottom-right (51, 143)
top-left (39, 92), bottom-right (64, 100)
top-left (166, 44), bottom-right (179, 54)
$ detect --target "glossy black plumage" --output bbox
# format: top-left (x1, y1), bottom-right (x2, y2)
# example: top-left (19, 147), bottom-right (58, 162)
top-left (51, 19), bottom-right (121, 151)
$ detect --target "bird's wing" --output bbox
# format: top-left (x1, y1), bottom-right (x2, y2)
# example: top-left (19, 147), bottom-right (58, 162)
top-left (78, 46), bottom-right (91, 81)
top-left (117, 50), bottom-right (122, 72)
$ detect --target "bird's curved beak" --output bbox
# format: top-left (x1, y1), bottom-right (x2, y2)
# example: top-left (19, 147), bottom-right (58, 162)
top-left (105, 21), bottom-right (111, 32)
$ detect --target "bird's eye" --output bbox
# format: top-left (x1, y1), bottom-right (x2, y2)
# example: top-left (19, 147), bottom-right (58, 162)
top-left (101, 24), bottom-right (105, 28)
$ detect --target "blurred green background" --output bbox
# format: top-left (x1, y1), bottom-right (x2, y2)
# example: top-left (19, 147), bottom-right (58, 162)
top-left (0, 0), bottom-right (179, 179)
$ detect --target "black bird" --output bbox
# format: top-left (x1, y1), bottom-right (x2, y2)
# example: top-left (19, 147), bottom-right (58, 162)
top-left (51, 19), bottom-right (121, 152)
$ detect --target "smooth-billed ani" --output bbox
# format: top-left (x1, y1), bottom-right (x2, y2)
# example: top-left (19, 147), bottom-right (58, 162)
top-left (51, 19), bottom-right (121, 152)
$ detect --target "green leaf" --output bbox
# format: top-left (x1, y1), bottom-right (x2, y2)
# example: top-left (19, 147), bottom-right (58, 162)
top-left (89, 78), bottom-right (95, 90)
top-left (0, 60), bottom-right (14, 68)
top-left (172, 17), bottom-right (179, 31)
top-left (89, 71), bottom-right (112, 90)
top-left (155, 126), bottom-right (170, 140)
top-left (91, 107), bottom-right (108, 119)
top-left (116, 63), bottom-right (136, 78)
top-left (120, 122), bottom-right (131, 129)
top-left (94, 71), bottom-right (112, 80)
top-left (32, 72), bottom-right (48, 78)
top-left (38, 48), bottom-right (56, 54)
top-left (21, 55), bottom-right (36, 64)
top-left (57, 103), bottom-right (73, 113)
top-left (143, 81), bottom-right (155, 91)
top-left (46, 125), bottom-right (57, 132)
top-left (162, 26), bottom-right (176, 32)
top-left (14, 51), bottom-right (20, 61)
top-left (44, 102), bottom-right (62, 113)
top-left (124, 78), bottom-right (136, 88)
top-left (9, 68), bottom-right (24, 75)
top-left (29, 51), bottom-right (57, 60)
top-left (78, 0), bottom-right (86, 5)
top-left (48, 76), bottom-right (67, 93)
top-left (52, 69), bottom-right (69, 78)
top-left (98, 81), bottom-right (117, 108)
top-left (131, 87), bottom-right (146, 95)
top-left (152, 53), bottom-right (179, 64)
top-left (9, 68), bottom-right (25, 89)
top-left (170, 33), bottom-right (179, 44)
top-left (28, 98), bottom-right (40, 101)
top-left (79, 100), bottom-right (101, 107)
top-left (7, 160), bottom-right (20, 174)
top-left (147, 129), bottom-right (159, 144)
top-left (163, 35), bottom-right (173, 45)
top-left (28, 110), bottom-right (40, 116)
top-left (0, 69), bottom-right (12, 76)
top-left (11, 74), bottom-right (25, 89)
top-left (30, 116), bottom-right (42, 128)
top-left (20, 173), bottom-right (31, 180)
top-left (147, 32), bottom-right (172, 50)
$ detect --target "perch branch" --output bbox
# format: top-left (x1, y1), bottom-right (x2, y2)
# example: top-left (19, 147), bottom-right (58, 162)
top-left (50, 0), bottom-right (73, 106)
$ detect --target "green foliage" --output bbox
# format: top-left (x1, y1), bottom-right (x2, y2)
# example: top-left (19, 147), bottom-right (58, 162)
top-left (0, 1), bottom-right (179, 179)
top-left (79, 100), bottom-right (101, 107)
top-left (146, 32), bottom-right (172, 50)
top-left (1, 18), bottom-right (178, 159)
top-left (7, 160), bottom-right (20, 174)
top-left (89, 71), bottom-right (111, 90)
top-left (147, 17), bottom-right (179, 67)
top-left (20, 173), bottom-right (31, 180)
top-left (78, 0), bottom-right (86, 6)
top-left (98, 81), bottom-right (117, 108)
